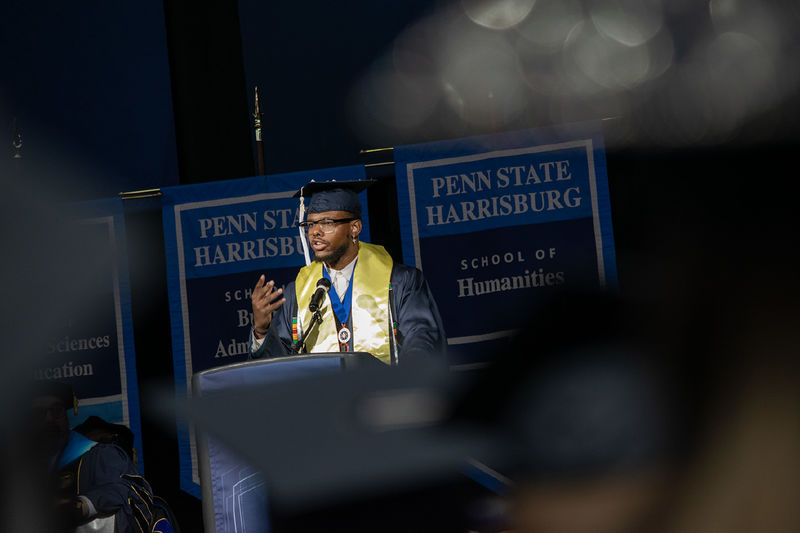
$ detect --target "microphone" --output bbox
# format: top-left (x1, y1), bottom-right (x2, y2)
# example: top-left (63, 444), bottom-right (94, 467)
top-left (309, 278), bottom-right (332, 312)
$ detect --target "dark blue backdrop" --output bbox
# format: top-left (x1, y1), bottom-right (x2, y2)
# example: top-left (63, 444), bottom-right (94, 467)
top-left (1, 0), bottom-right (178, 198)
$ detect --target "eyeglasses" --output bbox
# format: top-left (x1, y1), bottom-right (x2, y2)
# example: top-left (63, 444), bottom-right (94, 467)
top-left (298, 217), bottom-right (356, 233)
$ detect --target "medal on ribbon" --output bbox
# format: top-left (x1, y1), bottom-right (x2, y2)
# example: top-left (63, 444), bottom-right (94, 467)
top-left (338, 326), bottom-right (351, 345)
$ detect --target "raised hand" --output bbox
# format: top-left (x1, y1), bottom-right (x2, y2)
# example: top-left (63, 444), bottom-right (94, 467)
top-left (251, 275), bottom-right (286, 338)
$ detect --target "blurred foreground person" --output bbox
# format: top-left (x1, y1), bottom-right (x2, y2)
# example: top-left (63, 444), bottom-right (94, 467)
top-left (450, 288), bottom-right (694, 533)
top-left (26, 381), bottom-right (155, 533)
top-left (655, 267), bottom-right (800, 533)
top-left (471, 281), bottom-right (800, 533)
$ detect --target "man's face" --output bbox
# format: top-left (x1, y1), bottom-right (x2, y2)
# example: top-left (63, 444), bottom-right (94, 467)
top-left (306, 210), bottom-right (361, 266)
top-left (30, 395), bottom-right (70, 455)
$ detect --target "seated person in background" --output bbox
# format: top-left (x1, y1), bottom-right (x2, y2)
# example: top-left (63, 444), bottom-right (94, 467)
top-left (27, 380), bottom-right (154, 533)
top-left (250, 179), bottom-right (446, 364)
top-left (74, 415), bottom-right (137, 466)
top-left (73, 415), bottom-right (178, 533)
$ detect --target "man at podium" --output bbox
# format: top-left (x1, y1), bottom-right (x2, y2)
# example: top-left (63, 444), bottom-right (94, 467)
top-left (249, 179), bottom-right (446, 364)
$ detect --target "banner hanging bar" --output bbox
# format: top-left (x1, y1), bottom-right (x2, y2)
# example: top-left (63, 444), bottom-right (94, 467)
top-left (359, 147), bottom-right (394, 154)
top-left (360, 146), bottom-right (394, 169)
top-left (119, 188), bottom-right (163, 200)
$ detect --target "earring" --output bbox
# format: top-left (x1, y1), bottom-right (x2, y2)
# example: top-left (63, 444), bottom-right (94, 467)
top-left (352, 236), bottom-right (357, 244)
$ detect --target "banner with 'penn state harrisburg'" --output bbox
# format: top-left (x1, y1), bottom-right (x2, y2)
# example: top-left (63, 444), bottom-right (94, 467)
top-left (35, 198), bottom-right (145, 470)
top-left (161, 166), bottom-right (369, 497)
top-left (394, 121), bottom-right (617, 365)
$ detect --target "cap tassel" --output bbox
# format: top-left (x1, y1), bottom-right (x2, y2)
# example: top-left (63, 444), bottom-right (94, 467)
top-left (298, 193), bottom-right (312, 266)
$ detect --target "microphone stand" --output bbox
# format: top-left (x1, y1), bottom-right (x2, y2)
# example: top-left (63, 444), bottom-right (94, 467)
top-left (292, 309), bottom-right (323, 355)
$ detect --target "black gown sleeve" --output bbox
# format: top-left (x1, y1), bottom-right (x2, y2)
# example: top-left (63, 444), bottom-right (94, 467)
top-left (391, 264), bottom-right (447, 362)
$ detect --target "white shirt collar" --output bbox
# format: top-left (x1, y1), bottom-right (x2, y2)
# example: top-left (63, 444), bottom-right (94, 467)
top-left (325, 254), bottom-right (358, 299)
top-left (325, 253), bottom-right (357, 278)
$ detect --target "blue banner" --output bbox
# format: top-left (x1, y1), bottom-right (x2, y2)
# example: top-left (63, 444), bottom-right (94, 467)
top-left (35, 198), bottom-right (145, 471)
top-left (394, 122), bottom-right (617, 365)
top-left (161, 166), bottom-right (369, 497)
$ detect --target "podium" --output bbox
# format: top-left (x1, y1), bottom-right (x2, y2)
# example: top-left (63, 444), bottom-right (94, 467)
top-left (192, 352), bottom-right (380, 533)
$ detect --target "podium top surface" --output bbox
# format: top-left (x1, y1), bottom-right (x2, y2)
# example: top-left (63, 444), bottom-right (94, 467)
top-left (192, 352), bottom-right (383, 396)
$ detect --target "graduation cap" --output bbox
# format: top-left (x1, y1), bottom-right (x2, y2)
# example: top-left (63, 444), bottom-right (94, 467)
top-left (294, 179), bottom-right (376, 218)
top-left (294, 179), bottom-right (377, 265)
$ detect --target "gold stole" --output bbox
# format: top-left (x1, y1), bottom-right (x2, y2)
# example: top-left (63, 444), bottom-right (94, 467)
top-left (295, 242), bottom-right (393, 364)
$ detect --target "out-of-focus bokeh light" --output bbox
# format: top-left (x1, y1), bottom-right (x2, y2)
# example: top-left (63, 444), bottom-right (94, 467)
top-left (647, 29), bottom-right (777, 146)
top-left (564, 21), bottom-right (653, 91)
top-left (549, 91), bottom-right (631, 133)
top-left (348, 58), bottom-right (440, 133)
top-left (391, 14), bottom-right (440, 82)
top-left (348, 0), bottom-right (800, 148)
top-left (515, 0), bottom-right (584, 52)
top-left (461, 0), bottom-right (537, 30)
top-left (589, 0), bottom-right (664, 47)
top-left (436, 18), bottom-right (529, 127)
top-left (709, 0), bottom-right (784, 53)
top-left (705, 32), bottom-right (776, 119)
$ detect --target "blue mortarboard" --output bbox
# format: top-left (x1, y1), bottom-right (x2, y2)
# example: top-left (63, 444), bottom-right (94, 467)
top-left (294, 180), bottom-right (375, 218)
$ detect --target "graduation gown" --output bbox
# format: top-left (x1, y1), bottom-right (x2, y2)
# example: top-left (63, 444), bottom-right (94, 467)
top-left (54, 431), bottom-right (154, 533)
top-left (251, 261), bottom-right (446, 363)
